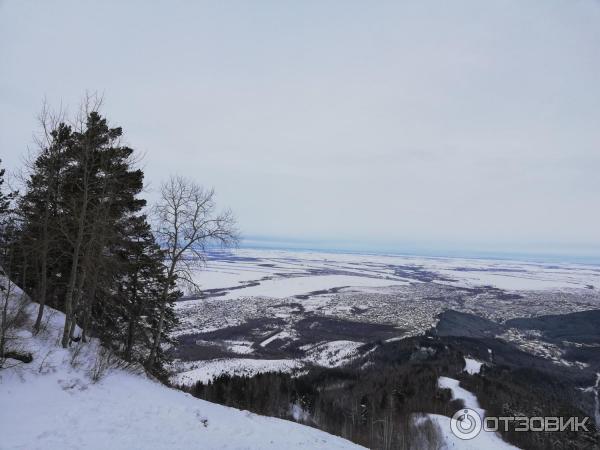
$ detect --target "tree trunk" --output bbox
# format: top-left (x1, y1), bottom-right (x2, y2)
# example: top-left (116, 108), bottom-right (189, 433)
top-left (125, 269), bottom-right (141, 362)
top-left (0, 294), bottom-right (8, 362)
top-left (62, 246), bottom-right (81, 348)
top-left (81, 273), bottom-right (98, 343)
top-left (4, 350), bottom-right (33, 363)
top-left (147, 262), bottom-right (175, 367)
top-left (62, 187), bottom-right (88, 348)
top-left (0, 278), bottom-right (14, 366)
top-left (147, 287), bottom-right (168, 367)
top-left (33, 241), bottom-right (48, 333)
top-left (69, 256), bottom-right (90, 341)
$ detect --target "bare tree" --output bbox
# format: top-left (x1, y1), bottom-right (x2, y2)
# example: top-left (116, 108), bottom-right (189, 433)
top-left (147, 175), bottom-right (238, 367)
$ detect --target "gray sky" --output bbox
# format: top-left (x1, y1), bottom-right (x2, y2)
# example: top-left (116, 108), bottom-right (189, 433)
top-left (1, 1), bottom-right (599, 257)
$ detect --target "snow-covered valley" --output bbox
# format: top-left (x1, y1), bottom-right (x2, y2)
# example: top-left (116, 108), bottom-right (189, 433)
top-left (170, 248), bottom-right (600, 386)
top-left (162, 248), bottom-right (600, 449)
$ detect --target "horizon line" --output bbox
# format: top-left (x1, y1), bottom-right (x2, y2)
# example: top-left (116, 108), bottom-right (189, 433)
top-left (234, 235), bottom-right (600, 266)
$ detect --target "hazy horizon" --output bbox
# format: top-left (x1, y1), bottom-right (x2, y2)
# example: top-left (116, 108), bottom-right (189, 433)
top-left (236, 235), bottom-right (600, 265)
top-left (2, 1), bottom-right (599, 255)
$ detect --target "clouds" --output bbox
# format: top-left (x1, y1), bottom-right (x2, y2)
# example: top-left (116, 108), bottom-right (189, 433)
top-left (1, 0), bottom-right (599, 256)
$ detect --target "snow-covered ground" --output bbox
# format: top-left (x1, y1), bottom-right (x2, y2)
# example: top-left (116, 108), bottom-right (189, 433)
top-left (171, 340), bottom-right (365, 386)
top-left (427, 376), bottom-right (520, 450)
top-left (190, 248), bottom-right (600, 299)
top-left (2, 367), bottom-right (366, 450)
top-left (211, 274), bottom-right (408, 300)
top-left (259, 330), bottom-right (295, 347)
top-left (0, 289), bottom-right (363, 450)
top-left (301, 340), bottom-right (363, 368)
top-left (172, 358), bottom-right (304, 386)
top-left (464, 357), bottom-right (484, 375)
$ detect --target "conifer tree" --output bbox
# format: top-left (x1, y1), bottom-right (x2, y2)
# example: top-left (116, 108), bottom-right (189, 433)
top-left (18, 124), bottom-right (70, 332)
top-left (113, 214), bottom-right (178, 367)
top-left (57, 110), bottom-right (146, 347)
top-left (12, 100), bottom-right (184, 375)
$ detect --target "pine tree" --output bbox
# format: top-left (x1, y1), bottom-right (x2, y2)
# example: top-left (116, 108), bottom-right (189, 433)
top-left (13, 103), bottom-right (180, 375)
top-left (57, 111), bottom-right (146, 347)
top-left (112, 214), bottom-right (178, 367)
top-left (18, 126), bottom-right (70, 332)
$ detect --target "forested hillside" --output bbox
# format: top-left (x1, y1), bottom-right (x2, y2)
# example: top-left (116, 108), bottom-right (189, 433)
top-left (0, 99), bottom-right (236, 376)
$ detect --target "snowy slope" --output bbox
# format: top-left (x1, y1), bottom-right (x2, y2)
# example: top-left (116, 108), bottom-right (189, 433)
top-left (1, 367), bottom-right (364, 450)
top-left (0, 292), bottom-right (363, 450)
top-left (463, 357), bottom-right (484, 375)
top-left (170, 340), bottom-right (365, 387)
top-left (427, 376), bottom-right (520, 450)
top-left (171, 357), bottom-right (303, 386)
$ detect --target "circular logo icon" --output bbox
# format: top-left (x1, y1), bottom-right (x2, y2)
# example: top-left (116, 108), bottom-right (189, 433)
top-left (450, 408), bottom-right (482, 440)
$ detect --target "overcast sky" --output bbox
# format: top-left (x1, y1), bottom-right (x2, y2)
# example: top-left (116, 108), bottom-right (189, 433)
top-left (1, 1), bottom-right (599, 258)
